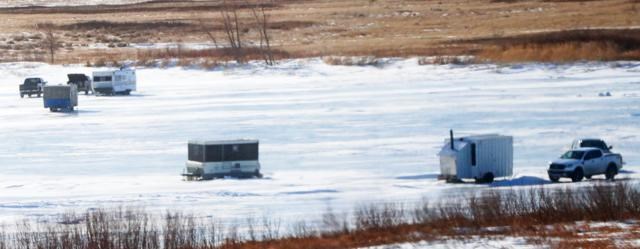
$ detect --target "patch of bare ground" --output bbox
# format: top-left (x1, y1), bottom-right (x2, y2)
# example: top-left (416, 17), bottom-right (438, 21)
top-left (0, 1), bottom-right (280, 14)
top-left (1, 183), bottom-right (640, 248)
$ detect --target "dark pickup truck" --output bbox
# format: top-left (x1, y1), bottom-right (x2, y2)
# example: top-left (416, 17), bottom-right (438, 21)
top-left (19, 77), bottom-right (47, 98)
top-left (67, 74), bottom-right (92, 95)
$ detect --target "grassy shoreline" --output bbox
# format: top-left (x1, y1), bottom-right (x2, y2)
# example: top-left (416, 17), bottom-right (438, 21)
top-left (2, 182), bottom-right (639, 249)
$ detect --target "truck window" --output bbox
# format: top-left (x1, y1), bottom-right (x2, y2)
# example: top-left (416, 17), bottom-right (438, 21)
top-left (592, 150), bottom-right (602, 158)
top-left (470, 143), bottom-right (476, 166)
top-left (25, 78), bottom-right (40, 84)
top-left (584, 150), bottom-right (602, 160)
top-left (561, 150), bottom-right (585, 160)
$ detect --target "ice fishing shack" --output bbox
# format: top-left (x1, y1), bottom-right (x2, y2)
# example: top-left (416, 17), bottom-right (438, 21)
top-left (438, 130), bottom-right (513, 183)
top-left (43, 85), bottom-right (78, 112)
top-left (182, 139), bottom-right (262, 180)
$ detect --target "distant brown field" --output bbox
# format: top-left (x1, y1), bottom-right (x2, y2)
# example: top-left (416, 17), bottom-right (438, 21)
top-left (0, 0), bottom-right (638, 64)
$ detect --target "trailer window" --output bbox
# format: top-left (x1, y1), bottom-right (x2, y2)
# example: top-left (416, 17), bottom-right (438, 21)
top-left (470, 143), bottom-right (476, 166)
top-left (93, 76), bottom-right (112, 82)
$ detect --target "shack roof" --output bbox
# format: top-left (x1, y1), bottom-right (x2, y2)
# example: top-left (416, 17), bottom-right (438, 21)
top-left (188, 139), bottom-right (259, 146)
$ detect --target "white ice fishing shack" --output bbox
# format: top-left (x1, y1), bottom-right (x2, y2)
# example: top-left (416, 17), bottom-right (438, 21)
top-left (92, 67), bottom-right (136, 95)
top-left (438, 130), bottom-right (513, 183)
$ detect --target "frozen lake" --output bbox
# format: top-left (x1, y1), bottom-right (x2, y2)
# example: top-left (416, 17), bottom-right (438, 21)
top-left (0, 59), bottom-right (639, 225)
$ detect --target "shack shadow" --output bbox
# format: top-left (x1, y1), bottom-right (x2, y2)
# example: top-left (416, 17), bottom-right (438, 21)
top-left (395, 173), bottom-right (440, 180)
top-left (47, 109), bottom-right (101, 116)
top-left (489, 176), bottom-right (550, 187)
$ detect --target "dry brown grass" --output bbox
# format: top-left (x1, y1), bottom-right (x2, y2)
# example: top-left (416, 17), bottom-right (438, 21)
top-left (0, 0), bottom-right (638, 63)
top-left (1, 183), bottom-right (640, 248)
top-left (473, 28), bottom-right (640, 62)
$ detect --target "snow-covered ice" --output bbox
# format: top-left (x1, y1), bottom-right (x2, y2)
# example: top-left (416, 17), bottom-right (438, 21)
top-left (0, 59), bottom-right (639, 225)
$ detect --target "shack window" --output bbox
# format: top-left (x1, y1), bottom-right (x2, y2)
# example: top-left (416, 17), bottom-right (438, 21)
top-left (188, 144), bottom-right (205, 162)
top-left (224, 143), bottom-right (258, 161)
top-left (470, 143), bottom-right (477, 166)
top-left (204, 145), bottom-right (223, 162)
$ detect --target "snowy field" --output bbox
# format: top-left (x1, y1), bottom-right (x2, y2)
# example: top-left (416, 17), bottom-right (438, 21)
top-left (0, 59), bottom-right (639, 226)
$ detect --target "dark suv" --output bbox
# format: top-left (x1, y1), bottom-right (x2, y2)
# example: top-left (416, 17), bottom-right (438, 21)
top-left (571, 138), bottom-right (612, 153)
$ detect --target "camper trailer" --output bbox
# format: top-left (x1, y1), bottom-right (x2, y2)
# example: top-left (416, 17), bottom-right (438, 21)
top-left (43, 85), bottom-right (78, 112)
top-left (183, 139), bottom-right (262, 180)
top-left (92, 67), bottom-right (136, 95)
top-left (438, 130), bottom-right (513, 183)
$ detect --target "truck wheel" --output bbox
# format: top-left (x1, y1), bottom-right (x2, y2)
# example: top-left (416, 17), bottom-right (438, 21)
top-left (254, 170), bottom-right (263, 179)
top-left (50, 107), bottom-right (55, 112)
top-left (585, 175), bottom-right (592, 180)
top-left (605, 164), bottom-right (618, 181)
top-left (37, 93), bottom-right (41, 97)
top-left (85, 90), bottom-right (88, 95)
top-left (28, 94), bottom-right (31, 97)
top-left (20, 94), bottom-right (24, 98)
top-left (571, 168), bottom-right (584, 182)
top-left (549, 174), bottom-right (560, 183)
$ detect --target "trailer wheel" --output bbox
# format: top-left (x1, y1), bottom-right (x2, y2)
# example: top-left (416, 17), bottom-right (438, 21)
top-left (605, 164), bottom-right (618, 181)
top-left (475, 173), bottom-right (494, 184)
top-left (571, 168), bottom-right (584, 182)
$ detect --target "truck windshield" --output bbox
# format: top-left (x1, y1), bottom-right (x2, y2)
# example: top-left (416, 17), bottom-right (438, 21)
top-left (25, 78), bottom-right (40, 84)
top-left (560, 151), bottom-right (585, 160)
